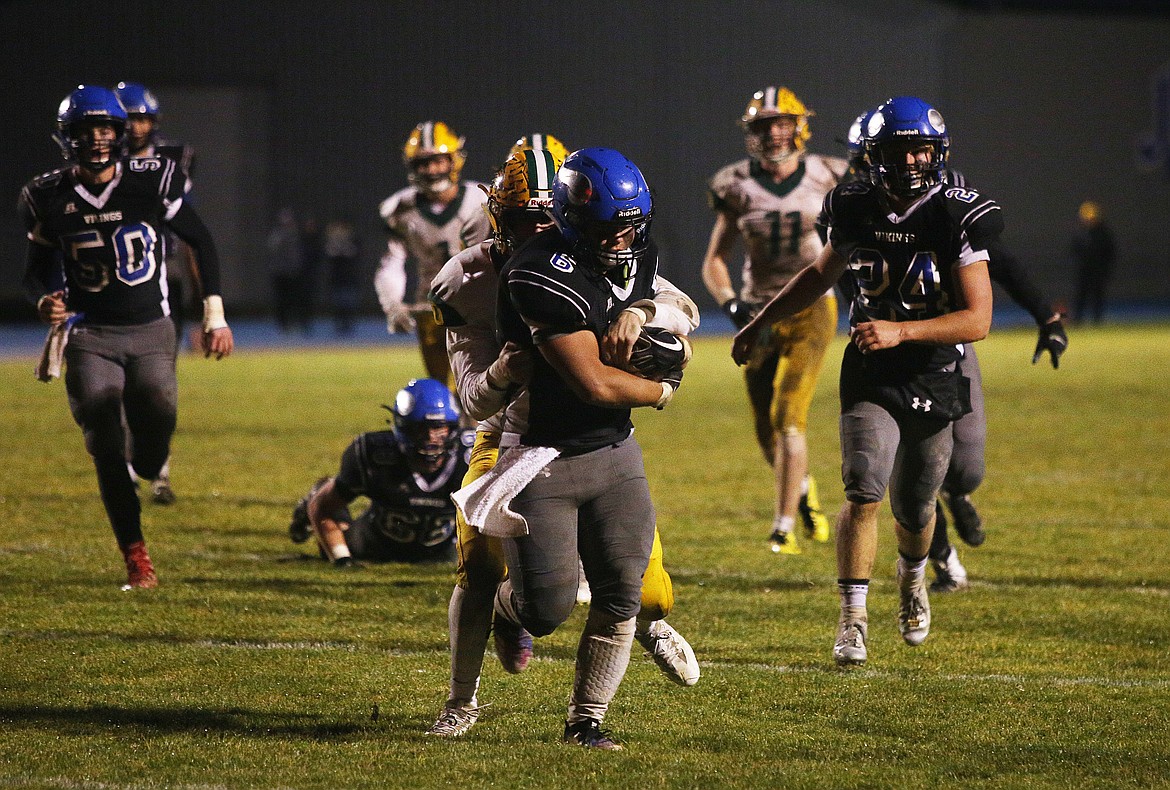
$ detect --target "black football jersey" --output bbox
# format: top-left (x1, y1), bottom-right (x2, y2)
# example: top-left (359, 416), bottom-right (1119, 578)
top-left (19, 158), bottom-right (188, 325)
top-left (825, 180), bottom-right (1001, 327)
top-left (333, 430), bottom-right (468, 549)
top-left (498, 229), bottom-right (660, 453)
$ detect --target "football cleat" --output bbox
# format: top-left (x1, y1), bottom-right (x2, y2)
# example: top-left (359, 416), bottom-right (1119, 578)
top-left (425, 705), bottom-right (479, 737)
top-left (563, 718), bottom-right (623, 751)
top-left (150, 476), bottom-right (176, 506)
top-left (121, 540), bottom-right (158, 590)
top-left (769, 528), bottom-right (801, 555)
top-left (492, 613), bottom-right (533, 674)
top-left (798, 476), bottom-right (831, 542)
top-left (944, 492), bottom-right (985, 547)
top-left (930, 546), bottom-right (970, 593)
top-left (833, 618), bottom-right (868, 667)
top-left (289, 477), bottom-right (330, 544)
top-left (635, 619), bottom-right (700, 687)
top-left (896, 559), bottom-right (932, 646)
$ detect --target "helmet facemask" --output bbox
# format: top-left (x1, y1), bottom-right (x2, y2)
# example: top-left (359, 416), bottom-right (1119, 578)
top-left (744, 115), bottom-right (805, 165)
top-left (408, 154), bottom-right (457, 199)
top-left (69, 119), bottom-right (126, 174)
top-left (866, 138), bottom-right (947, 199)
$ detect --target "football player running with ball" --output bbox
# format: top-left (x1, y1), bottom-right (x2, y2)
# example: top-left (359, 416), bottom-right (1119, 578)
top-left (21, 85), bottom-right (233, 590)
top-left (485, 148), bottom-right (686, 749)
top-left (375, 121), bottom-right (490, 389)
top-left (703, 86), bottom-right (848, 555)
top-left (424, 141), bottom-right (700, 739)
top-left (733, 97), bottom-right (997, 667)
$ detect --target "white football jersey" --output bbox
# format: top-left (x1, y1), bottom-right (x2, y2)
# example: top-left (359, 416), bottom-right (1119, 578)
top-left (708, 153), bottom-right (847, 303)
top-left (379, 182), bottom-right (490, 300)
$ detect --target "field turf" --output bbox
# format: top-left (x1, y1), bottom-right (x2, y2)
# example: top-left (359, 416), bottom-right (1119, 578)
top-left (1, 324), bottom-right (1168, 788)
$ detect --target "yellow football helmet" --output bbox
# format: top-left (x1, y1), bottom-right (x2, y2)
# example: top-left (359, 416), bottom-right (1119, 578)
top-left (739, 86), bottom-right (813, 161)
top-left (485, 147), bottom-right (564, 255)
top-left (403, 120), bottom-right (466, 195)
top-left (508, 132), bottom-right (569, 163)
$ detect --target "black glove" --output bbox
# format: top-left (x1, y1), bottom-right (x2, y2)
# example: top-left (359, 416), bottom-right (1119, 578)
top-left (333, 555), bottom-right (360, 569)
top-left (1032, 317), bottom-right (1068, 369)
top-left (722, 298), bottom-right (757, 330)
top-left (660, 366), bottom-right (684, 394)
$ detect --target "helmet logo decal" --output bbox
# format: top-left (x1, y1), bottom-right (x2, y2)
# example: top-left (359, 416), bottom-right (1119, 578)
top-left (557, 168), bottom-right (593, 206)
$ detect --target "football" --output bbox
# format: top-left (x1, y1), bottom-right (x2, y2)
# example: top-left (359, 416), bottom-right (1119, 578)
top-left (627, 326), bottom-right (692, 381)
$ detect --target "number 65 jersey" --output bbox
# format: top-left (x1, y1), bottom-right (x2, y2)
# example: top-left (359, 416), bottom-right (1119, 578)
top-left (19, 158), bottom-right (190, 325)
top-left (823, 179), bottom-right (1002, 330)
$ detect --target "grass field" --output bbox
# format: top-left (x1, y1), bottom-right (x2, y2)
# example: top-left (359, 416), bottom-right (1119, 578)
top-left (2, 324), bottom-right (1169, 789)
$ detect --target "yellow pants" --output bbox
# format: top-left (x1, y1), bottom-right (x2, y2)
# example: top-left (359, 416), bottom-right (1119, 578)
top-left (455, 430), bottom-right (674, 620)
top-left (744, 293), bottom-right (836, 462)
top-left (414, 308), bottom-right (454, 389)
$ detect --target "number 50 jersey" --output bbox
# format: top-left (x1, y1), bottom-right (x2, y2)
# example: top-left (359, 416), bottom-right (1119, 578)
top-left (19, 158), bottom-right (189, 325)
top-left (823, 180), bottom-right (1003, 328)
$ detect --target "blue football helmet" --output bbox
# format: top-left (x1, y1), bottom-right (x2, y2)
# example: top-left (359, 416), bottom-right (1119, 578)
top-left (845, 109), bottom-right (875, 176)
top-left (386, 378), bottom-right (462, 462)
top-left (863, 96), bottom-right (949, 198)
top-left (113, 81), bottom-right (160, 116)
top-left (56, 85), bottom-right (128, 172)
top-left (552, 147), bottom-right (653, 285)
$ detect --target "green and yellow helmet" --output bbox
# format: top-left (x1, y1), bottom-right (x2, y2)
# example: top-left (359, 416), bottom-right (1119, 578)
top-left (508, 132), bottom-right (569, 163)
top-left (485, 146), bottom-right (564, 255)
top-left (739, 86), bottom-right (813, 159)
top-left (403, 120), bottom-right (466, 194)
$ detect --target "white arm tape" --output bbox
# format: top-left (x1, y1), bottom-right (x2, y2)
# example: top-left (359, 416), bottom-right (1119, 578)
top-left (202, 295), bottom-right (228, 331)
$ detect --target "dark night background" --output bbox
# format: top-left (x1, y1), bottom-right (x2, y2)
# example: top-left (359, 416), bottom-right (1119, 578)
top-left (1, 0), bottom-right (1167, 323)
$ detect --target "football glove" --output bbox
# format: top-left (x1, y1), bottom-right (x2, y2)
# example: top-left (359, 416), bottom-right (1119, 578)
top-left (721, 297), bottom-right (757, 330)
top-left (628, 327), bottom-right (691, 382)
top-left (1032, 317), bottom-right (1068, 369)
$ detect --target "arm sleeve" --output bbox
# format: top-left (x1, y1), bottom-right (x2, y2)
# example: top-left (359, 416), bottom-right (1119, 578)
top-left (447, 324), bottom-right (513, 421)
top-left (985, 239), bottom-right (1055, 325)
top-left (375, 238), bottom-right (408, 314)
top-left (166, 201), bottom-right (222, 296)
top-left (641, 275), bottom-right (700, 334)
top-left (23, 241), bottom-right (62, 303)
top-left (332, 440), bottom-right (366, 501)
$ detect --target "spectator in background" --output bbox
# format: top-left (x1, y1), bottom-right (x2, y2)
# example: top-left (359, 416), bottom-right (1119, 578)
top-left (266, 207), bottom-right (310, 333)
top-left (1069, 200), bottom-right (1116, 325)
top-left (324, 219), bottom-right (361, 335)
top-left (300, 214), bottom-right (322, 331)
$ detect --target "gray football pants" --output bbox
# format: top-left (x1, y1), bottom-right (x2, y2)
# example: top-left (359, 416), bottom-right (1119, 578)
top-left (498, 437), bottom-right (656, 637)
top-left (945, 344), bottom-right (986, 497)
top-left (64, 318), bottom-right (177, 546)
top-left (840, 399), bottom-right (955, 532)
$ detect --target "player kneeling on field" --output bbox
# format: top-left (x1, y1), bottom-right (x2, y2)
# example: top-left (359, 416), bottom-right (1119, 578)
top-left (288, 378), bottom-right (471, 565)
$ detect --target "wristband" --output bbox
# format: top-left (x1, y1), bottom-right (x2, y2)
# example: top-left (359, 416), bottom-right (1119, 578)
top-left (329, 543), bottom-right (352, 563)
top-left (202, 295), bottom-right (229, 332)
top-left (654, 381), bottom-right (674, 410)
top-left (622, 306), bottom-right (651, 326)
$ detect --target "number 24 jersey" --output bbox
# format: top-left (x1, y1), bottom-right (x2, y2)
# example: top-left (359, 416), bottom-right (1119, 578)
top-left (823, 180), bottom-right (1002, 328)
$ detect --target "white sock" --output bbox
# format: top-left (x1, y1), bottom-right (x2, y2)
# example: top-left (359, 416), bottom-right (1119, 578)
top-left (838, 581), bottom-right (869, 621)
top-left (897, 555), bottom-right (929, 589)
top-left (772, 515), bottom-right (796, 535)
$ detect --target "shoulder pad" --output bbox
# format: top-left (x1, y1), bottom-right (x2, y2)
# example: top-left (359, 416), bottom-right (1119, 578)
top-left (804, 153), bottom-right (849, 184)
top-left (707, 159), bottom-right (751, 206)
top-left (379, 188), bottom-right (416, 224)
top-left (362, 430), bottom-right (404, 467)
